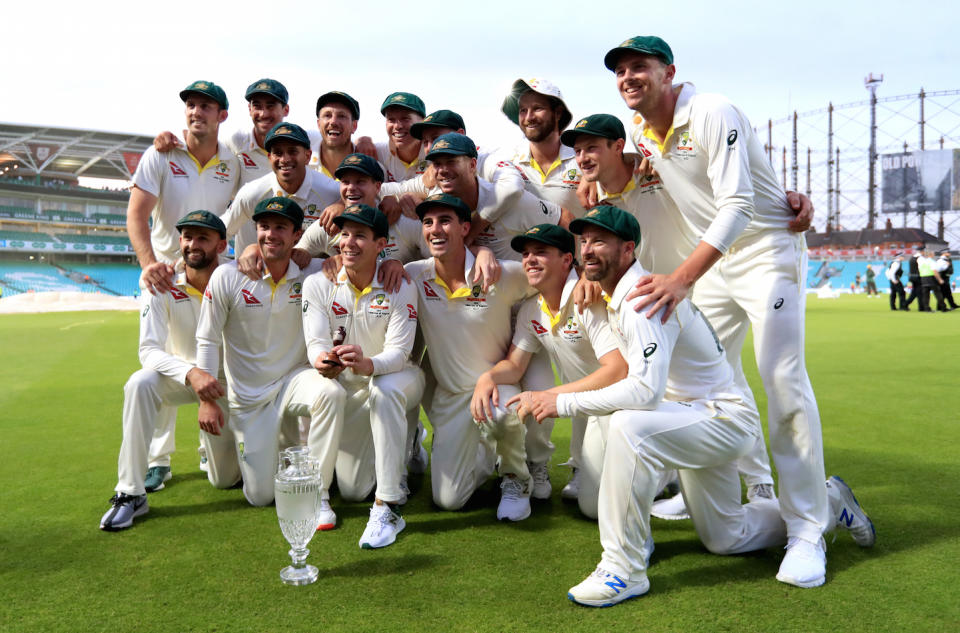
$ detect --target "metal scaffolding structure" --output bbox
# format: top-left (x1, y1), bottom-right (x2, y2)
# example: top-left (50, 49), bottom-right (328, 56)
top-left (760, 85), bottom-right (960, 249)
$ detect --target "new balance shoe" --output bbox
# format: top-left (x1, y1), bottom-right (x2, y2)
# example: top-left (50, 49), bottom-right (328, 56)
top-left (100, 493), bottom-right (148, 531)
top-left (407, 423), bottom-right (429, 474)
top-left (359, 503), bottom-right (405, 549)
top-left (776, 536), bottom-right (826, 588)
top-left (497, 476), bottom-right (531, 521)
top-left (826, 476), bottom-right (876, 547)
top-left (747, 483), bottom-right (776, 502)
top-left (527, 461), bottom-right (551, 500)
top-left (561, 467), bottom-right (581, 500)
top-left (143, 466), bottom-right (171, 492)
top-left (317, 498), bottom-right (337, 531)
top-left (567, 567), bottom-right (650, 607)
top-left (650, 491), bottom-right (690, 520)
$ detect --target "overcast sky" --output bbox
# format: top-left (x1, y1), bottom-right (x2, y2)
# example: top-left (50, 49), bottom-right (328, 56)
top-left (6, 0), bottom-right (956, 154)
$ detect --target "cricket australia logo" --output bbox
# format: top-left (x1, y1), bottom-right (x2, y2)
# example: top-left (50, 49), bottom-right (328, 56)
top-left (368, 293), bottom-right (390, 316)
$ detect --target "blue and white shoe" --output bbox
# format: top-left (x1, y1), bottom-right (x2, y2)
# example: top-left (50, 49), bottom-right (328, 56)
top-left (826, 476), bottom-right (876, 547)
top-left (143, 466), bottom-right (171, 492)
top-left (100, 493), bottom-right (148, 531)
top-left (568, 566), bottom-right (650, 607)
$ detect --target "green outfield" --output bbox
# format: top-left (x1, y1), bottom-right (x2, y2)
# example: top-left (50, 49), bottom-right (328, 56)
top-left (1, 295), bottom-right (957, 633)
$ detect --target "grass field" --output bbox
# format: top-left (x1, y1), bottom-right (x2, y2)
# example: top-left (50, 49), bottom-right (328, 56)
top-left (1, 295), bottom-right (958, 633)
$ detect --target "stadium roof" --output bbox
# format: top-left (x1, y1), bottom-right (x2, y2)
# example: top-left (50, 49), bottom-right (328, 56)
top-left (0, 123), bottom-right (153, 181)
top-left (807, 228), bottom-right (946, 249)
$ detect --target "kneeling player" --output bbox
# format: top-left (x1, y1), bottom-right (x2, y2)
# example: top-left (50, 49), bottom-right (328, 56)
top-left (101, 211), bottom-right (233, 531)
top-left (302, 204), bottom-right (424, 548)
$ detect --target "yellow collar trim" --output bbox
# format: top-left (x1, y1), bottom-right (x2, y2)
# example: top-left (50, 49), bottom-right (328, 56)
top-left (531, 157), bottom-right (563, 184)
top-left (538, 296), bottom-right (564, 330)
top-left (434, 275), bottom-right (472, 299)
top-left (266, 275), bottom-right (287, 300)
top-left (184, 285), bottom-right (204, 299)
top-left (642, 124), bottom-right (674, 155)
top-left (187, 152), bottom-right (221, 174)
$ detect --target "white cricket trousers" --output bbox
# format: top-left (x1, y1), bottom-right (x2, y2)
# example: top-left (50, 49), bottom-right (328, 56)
top-left (598, 400), bottom-right (786, 581)
top-left (576, 414), bottom-right (610, 519)
top-left (693, 229), bottom-right (828, 543)
top-left (520, 349), bottom-right (556, 465)
top-left (115, 369), bottom-right (233, 496)
top-left (335, 367), bottom-right (425, 504)
top-left (212, 367), bottom-right (344, 507)
top-left (428, 384), bottom-right (530, 510)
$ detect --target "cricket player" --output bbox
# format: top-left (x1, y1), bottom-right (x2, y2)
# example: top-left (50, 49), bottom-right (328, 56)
top-left (405, 193), bottom-right (533, 519)
top-left (510, 206), bottom-right (874, 605)
top-left (603, 35), bottom-right (841, 586)
top-left (127, 80), bottom-right (239, 487)
top-left (195, 197), bottom-right (343, 528)
top-left (313, 91), bottom-right (363, 179)
top-left (221, 122), bottom-right (339, 256)
top-left (471, 224), bottom-right (627, 512)
top-left (302, 204), bottom-right (424, 548)
top-left (375, 92), bottom-right (428, 184)
top-left (497, 78), bottom-right (584, 215)
top-left (100, 211), bottom-right (232, 530)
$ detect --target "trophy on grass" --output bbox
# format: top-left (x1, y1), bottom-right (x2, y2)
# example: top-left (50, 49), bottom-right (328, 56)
top-left (275, 446), bottom-right (323, 585)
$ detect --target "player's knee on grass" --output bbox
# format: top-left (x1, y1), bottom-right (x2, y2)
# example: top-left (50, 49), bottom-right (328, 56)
top-left (243, 481), bottom-right (275, 507)
top-left (433, 481), bottom-right (472, 511)
top-left (337, 472), bottom-right (375, 503)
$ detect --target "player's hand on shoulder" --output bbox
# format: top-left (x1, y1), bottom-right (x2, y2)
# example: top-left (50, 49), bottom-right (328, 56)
top-left (321, 254), bottom-right (342, 282)
top-left (378, 196), bottom-right (403, 226)
top-left (576, 178), bottom-right (599, 210)
top-left (399, 193), bottom-right (424, 219)
top-left (355, 136), bottom-right (377, 159)
top-left (187, 367), bottom-right (225, 401)
top-left (153, 130), bottom-right (183, 153)
top-left (421, 165), bottom-right (437, 189)
top-left (141, 261), bottom-right (175, 295)
top-left (471, 247), bottom-right (501, 293)
top-left (377, 258), bottom-right (410, 293)
top-left (237, 244), bottom-right (264, 280)
top-left (320, 202), bottom-right (346, 236)
top-left (627, 272), bottom-right (687, 323)
top-left (572, 273), bottom-right (602, 313)
top-left (291, 247), bottom-right (312, 270)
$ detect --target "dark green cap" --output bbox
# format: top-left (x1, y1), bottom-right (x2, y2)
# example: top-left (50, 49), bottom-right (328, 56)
top-left (315, 91), bottom-right (360, 119)
top-left (510, 223), bottom-right (575, 255)
top-left (252, 196), bottom-right (304, 229)
top-left (425, 133), bottom-right (478, 160)
top-left (335, 153), bottom-right (384, 182)
top-left (569, 205), bottom-right (640, 244)
top-left (604, 35), bottom-right (674, 71)
top-left (410, 109), bottom-right (465, 140)
top-left (245, 78), bottom-right (288, 104)
top-left (415, 193), bottom-right (472, 223)
top-left (334, 203), bottom-right (389, 239)
top-left (560, 114), bottom-right (626, 147)
top-left (175, 210), bottom-right (226, 239)
top-left (180, 80), bottom-right (228, 110)
top-left (264, 122), bottom-right (310, 150)
top-left (380, 92), bottom-right (426, 117)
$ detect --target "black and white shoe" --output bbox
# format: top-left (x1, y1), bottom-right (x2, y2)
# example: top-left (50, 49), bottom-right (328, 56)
top-left (100, 493), bottom-right (148, 531)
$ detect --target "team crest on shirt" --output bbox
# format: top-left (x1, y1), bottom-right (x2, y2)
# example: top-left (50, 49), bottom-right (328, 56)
top-left (674, 130), bottom-right (697, 158)
top-left (240, 153), bottom-right (257, 168)
top-left (464, 284), bottom-right (488, 310)
top-left (559, 316), bottom-right (583, 342)
top-left (213, 162), bottom-right (232, 184)
top-left (288, 282), bottom-right (302, 304)
top-left (562, 169), bottom-right (581, 187)
top-left (368, 293), bottom-right (390, 316)
top-left (638, 174), bottom-right (664, 193)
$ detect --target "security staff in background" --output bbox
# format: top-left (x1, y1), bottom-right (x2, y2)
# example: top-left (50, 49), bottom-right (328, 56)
top-left (935, 250), bottom-right (957, 310)
top-left (904, 251), bottom-right (923, 311)
top-left (886, 253), bottom-right (906, 311)
top-left (918, 248), bottom-right (945, 312)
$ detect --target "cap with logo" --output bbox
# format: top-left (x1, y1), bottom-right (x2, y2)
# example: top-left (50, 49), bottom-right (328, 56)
top-left (175, 210), bottom-right (227, 239)
top-left (380, 92), bottom-right (426, 117)
top-left (560, 114), bottom-right (626, 147)
top-left (415, 192), bottom-right (472, 223)
top-left (569, 205), bottom-right (641, 244)
top-left (501, 78), bottom-right (573, 132)
top-left (333, 203), bottom-right (389, 239)
top-left (315, 91), bottom-right (360, 119)
top-left (510, 223), bottom-right (575, 255)
top-left (180, 80), bottom-right (228, 110)
top-left (245, 78), bottom-right (289, 104)
top-left (335, 153), bottom-right (385, 182)
top-left (604, 35), bottom-right (674, 71)
top-left (425, 133), bottom-right (478, 160)
top-left (252, 196), bottom-right (304, 229)
top-left (264, 122), bottom-right (310, 150)
top-left (410, 110), bottom-right (466, 140)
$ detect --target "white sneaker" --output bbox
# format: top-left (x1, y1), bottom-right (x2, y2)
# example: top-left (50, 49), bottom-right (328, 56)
top-left (316, 498), bottom-right (336, 531)
top-left (826, 476), bottom-right (875, 547)
top-left (650, 491), bottom-right (690, 521)
top-left (747, 483), bottom-right (775, 502)
top-left (527, 461), bottom-right (551, 500)
top-left (407, 423), bottom-right (429, 474)
top-left (198, 444), bottom-right (209, 473)
top-left (561, 467), bottom-right (581, 500)
top-left (497, 476), bottom-right (531, 521)
top-left (359, 503), bottom-right (405, 549)
top-left (776, 537), bottom-right (826, 588)
top-left (567, 566), bottom-right (650, 607)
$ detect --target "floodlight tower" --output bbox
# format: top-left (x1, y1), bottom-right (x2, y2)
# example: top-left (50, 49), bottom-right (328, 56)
top-left (865, 73), bottom-right (883, 229)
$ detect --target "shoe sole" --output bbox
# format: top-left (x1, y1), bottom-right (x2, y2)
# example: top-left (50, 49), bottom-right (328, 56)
top-left (100, 502), bottom-right (149, 531)
top-left (497, 506), bottom-right (532, 522)
top-left (828, 476), bottom-right (876, 547)
top-left (776, 571), bottom-right (825, 588)
top-left (360, 517), bottom-right (406, 549)
top-left (567, 582), bottom-right (649, 607)
top-left (317, 522), bottom-right (336, 531)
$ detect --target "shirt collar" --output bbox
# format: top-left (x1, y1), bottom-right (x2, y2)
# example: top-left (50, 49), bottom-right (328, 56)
top-left (335, 259), bottom-right (385, 291)
top-left (271, 170), bottom-right (312, 201)
top-left (607, 260), bottom-right (645, 311)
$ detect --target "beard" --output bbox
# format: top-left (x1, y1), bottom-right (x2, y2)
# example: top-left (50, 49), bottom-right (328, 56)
top-left (183, 248), bottom-right (217, 269)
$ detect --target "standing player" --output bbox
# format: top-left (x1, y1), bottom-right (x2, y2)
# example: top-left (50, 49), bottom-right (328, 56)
top-left (195, 197), bottom-right (344, 527)
top-left (100, 211), bottom-right (232, 530)
top-left (302, 204), bottom-right (423, 548)
top-left (405, 193), bottom-right (533, 519)
top-left (604, 36), bottom-right (839, 584)
top-left (471, 224), bottom-right (627, 511)
top-left (313, 91), bottom-right (363, 179)
top-left (375, 92), bottom-right (427, 184)
top-left (497, 78), bottom-right (583, 214)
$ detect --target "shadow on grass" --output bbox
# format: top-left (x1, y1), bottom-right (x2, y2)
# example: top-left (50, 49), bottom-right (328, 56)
top-left (322, 553), bottom-right (437, 578)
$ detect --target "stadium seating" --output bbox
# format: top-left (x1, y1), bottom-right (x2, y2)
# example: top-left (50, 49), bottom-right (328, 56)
top-left (41, 210), bottom-right (87, 223)
top-left (0, 261), bottom-right (95, 296)
top-left (0, 230), bottom-right (57, 242)
top-left (56, 233), bottom-right (130, 246)
top-left (808, 260), bottom-right (900, 291)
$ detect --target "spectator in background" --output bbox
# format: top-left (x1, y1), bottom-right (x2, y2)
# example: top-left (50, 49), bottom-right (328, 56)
top-left (935, 250), bottom-right (957, 310)
top-left (864, 264), bottom-right (877, 296)
top-left (854, 272), bottom-right (862, 293)
top-left (905, 252), bottom-right (923, 310)
top-left (886, 253), bottom-right (907, 311)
